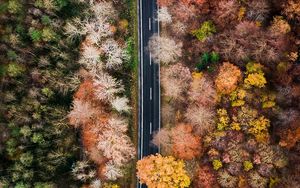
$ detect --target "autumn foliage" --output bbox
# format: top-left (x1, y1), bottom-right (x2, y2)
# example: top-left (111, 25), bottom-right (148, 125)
top-left (171, 124), bottom-right (202, 160)
top-left (279, 118), bottom-right (300, 149)
top-left (136, 154), bottom-right (191, 187)
top-left (153, 123), bottom-right (202, 160)
top-left (74, 79), bottom-right (96, 102)
top-left (215, 62), bottom-right (242, 94)
top-left (213, 21), bottom-right (289, 63)
top-left (69, 78), bottom-right (135, 184)
top-left (188, 74), bottom-right (217, 107)
top-left (194, 165), bottom-right (216, 188)
top-left (156, 0), bottom-right (300, 187)
top-left (69, 77), bottom-right (135, 180)
top-left (283, 0), bottom-right (300, 21)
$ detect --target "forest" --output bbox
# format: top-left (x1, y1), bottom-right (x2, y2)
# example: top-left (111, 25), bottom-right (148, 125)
top-left (0, 0), bottom-right (137, 187)
top-left (136, 0), bottom-right (300, 188)
top-left (1, 0), bottom-right (300, 187)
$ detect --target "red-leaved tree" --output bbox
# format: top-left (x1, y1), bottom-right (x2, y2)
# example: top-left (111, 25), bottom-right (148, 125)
top-left (171, 123), bottom-right (202, 160)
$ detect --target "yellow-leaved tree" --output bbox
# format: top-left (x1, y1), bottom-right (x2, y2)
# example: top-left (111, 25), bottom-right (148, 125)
top-left (136, 154), bottom-right (190, 188)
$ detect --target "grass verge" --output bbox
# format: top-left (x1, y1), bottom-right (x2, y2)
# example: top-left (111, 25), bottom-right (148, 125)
top-left (128, 0), bottom-right (139, 187)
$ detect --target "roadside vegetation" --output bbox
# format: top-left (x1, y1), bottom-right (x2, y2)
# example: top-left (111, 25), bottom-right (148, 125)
top-left (0, 0), bottom-right (137, 187)
top-left (136, 0), bottom-right (300, 187)
top-left (66, 0), bottom-right (137, 187)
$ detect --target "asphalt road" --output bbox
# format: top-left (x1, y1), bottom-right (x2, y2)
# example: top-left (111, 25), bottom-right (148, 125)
top-left (137, 0), bottom-right (160, 187)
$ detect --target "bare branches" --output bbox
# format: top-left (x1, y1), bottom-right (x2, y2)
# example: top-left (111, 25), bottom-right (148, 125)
top-left (101, 39), bottom-right (128, 69)
top-left (161, 63), bottom-right (191, 99)
top-left (185, 105), bottom-right (215, 135)
top-left (93, 73), bottom-right (124, 102)
top-left (148, 35), bottom-right (182, 64)
top-left (157, 7), bottom-right (172, 23)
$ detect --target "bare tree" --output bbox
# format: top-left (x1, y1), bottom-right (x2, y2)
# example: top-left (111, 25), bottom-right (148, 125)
top-left (80, 44), bottom-right (102, 67)
top-left (90, 179), bottom-right (102, 188)
top-left (213, 0), bottom-right (240, 28)
top-left (91, 1), bottom-right (117, 22)
top-left (148, 34), bottom-right (182, 64)
top-left (97, 130), bottom-right (135, 166)
top-left (111, 96), bottom-right (131, 113)
top-left (107, 116), bottom-right (128, 133)
top-left (171, 21), bottom-right (187, 37)
top-left (71, 160), bottom-right (97, 182)
top-left (214, 21), bottom-right (288, 64)
top-left (157, 7), bottom-right (172, 23)
top-left (85, 20), bottom-right (113, 45)
top-left (103, 161), bottom-right (123, 181)
top-left (246, 0), bottom-right (270, 22)
top-left (64, 18), bottom-right (88, 41)
top-left (93, 73), bottom-right (124, 102)
top-left (185, 105), bottom-right (215, 135)
top-left (152, 128), bottom-right (173, 154)
top-left (161, 103), bottom-right (176, 125)
top-left (169, 2), bottom-right (197, 23)
top-left (68, 99), bottom-right (97, 128)
top-left (188, 75), bottom-right (217, 107)
top-left (101, 39), bottom-right (128, 69)
top-left (161, 63), bottom-right (191, 99)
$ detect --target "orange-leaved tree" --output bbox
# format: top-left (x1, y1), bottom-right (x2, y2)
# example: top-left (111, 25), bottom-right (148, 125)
top-left (69, 77), bottom-right (136, 180)
top-left (152, 123), bottom-right (202, 160)
top-left (215, 62), bottom-right (242, 94)
top-left (279, 118), bottom-right (300, 149)
top-left (136, 154), bottom-right (191, 188)
top-left (171, 123), bottom-right (202, 160)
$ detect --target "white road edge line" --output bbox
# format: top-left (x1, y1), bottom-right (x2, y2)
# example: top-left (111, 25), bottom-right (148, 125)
top-left (150, 122), bottom-right (152, 134)
top-left (149, 17), bottom-right (151, 31)
top-left (157, 5), bottom-right (161, 154)
top-left (138, 1), bottom-right (143, 187)
top-left (140, 0), bottom-right (144, 160)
